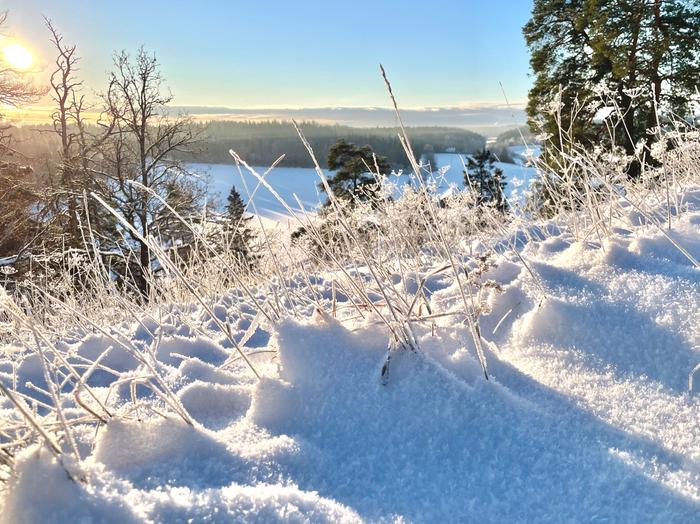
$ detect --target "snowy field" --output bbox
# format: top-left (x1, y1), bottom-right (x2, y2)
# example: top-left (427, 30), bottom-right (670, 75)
top-left (198, 148), bottom-right (539, 219)
top-left (1, 181), bottom-right (699, 522)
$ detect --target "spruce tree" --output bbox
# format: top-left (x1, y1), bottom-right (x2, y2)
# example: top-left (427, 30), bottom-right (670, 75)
top-left (225, 185), bottom-right (255, 267)
top-left (464, 149), bottom-right (508, 213)
top-left (422, 144), bottom-right (438, 173)
top-left (152, 178), bottom-right (202, 245)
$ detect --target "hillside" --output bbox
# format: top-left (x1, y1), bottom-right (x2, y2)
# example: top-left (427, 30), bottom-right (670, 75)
top-left (177, 121), bottom-right (487, 168)
top-left (1, 179), bottom-right (698, 522)
top-left (3, 2), bottom-right (700, 522)
top-left (7, 122), bottom-right (488, 172)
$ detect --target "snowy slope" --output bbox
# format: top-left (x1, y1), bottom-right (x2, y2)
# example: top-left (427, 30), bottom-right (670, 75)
top-left (433, 152), bottom-right (538, 201)
top-left (1, 190), bottom-right (699, 523)
top-left (199, 162), bottom-right (325, 220)
top-left (197, 151), bottom-right (538, 220)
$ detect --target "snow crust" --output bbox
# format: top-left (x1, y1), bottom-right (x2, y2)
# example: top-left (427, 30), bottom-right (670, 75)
top-left (2, 189), bottom-right (700, 523)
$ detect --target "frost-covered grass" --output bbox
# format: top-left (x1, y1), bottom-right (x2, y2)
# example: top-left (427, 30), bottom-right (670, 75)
top-left (1, 85), bottom-right (700, 521)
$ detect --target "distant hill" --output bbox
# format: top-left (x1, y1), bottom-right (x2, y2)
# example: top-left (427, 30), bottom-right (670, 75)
top-left (5, 121), bottom-right (488, 171)
top-left (169, 105), bottom-right (528, 136)
top-left (494, 125), bottom-right (537, 146)
top-left (176, 121), bottom-right (487, 169)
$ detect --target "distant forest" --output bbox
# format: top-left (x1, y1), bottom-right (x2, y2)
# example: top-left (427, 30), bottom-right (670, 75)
top-left (493, 125), bottom-right (537, 146)
top-left (5, 121), bottom-right (526, 175)
top-left (174, 121), bottom-right (487, 168)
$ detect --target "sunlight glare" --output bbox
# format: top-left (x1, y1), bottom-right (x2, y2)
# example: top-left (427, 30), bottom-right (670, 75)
top-left (3, 43), bottom-right (33, 70)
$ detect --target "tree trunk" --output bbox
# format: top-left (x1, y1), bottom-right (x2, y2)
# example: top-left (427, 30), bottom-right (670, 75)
top-left (642, 0), bottom-right (668, 169)
top-left (138, 236), bottom-right (150, 300)
top-left (622, 10), bottom-right (641, 178)
top-left (137, 157), bottom-right (150, 299)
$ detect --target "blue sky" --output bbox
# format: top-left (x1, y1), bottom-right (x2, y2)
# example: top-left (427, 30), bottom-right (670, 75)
top-left (3, 0), bottom-right (534, 109)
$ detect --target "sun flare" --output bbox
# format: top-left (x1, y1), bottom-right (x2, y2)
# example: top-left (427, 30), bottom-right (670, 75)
top-left (3, 43), bottom-right (33, 70)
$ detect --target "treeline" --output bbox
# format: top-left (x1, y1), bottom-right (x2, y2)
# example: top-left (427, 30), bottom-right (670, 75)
top-left (3, 125), bottom-right (62, 166)
top-left (485, 126), bottom-right (539, 164)
top-left (494, 125), bottom-right (536, 146)
top-left (173, 121), bottom-right (486, 168)
top-left (7, 121), bottom-right (488, 171)
top-left (0, 9), bottom-right (493, 304)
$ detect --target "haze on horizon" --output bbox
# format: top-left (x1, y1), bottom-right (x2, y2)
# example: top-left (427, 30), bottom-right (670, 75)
top-left (1, 0), bottom-right (534, 128)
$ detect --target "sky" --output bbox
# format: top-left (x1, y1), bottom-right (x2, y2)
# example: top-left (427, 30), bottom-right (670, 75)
top-left (2, 0), bottom-right (534, 117)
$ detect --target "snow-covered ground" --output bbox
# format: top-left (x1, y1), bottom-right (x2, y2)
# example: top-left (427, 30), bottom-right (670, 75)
top-left (199, 162), bottom-right (325, 221)
top-left (432, 151), bottom-right (538, 200)
top-left (2, 185), bottom-right (699, 522)
top-left (197, 146), bottom-right (539, 220)
top-left (507, 144), bottom-right (541, 165)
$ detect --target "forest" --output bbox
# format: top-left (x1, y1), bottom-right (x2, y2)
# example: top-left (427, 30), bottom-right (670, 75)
top-left (183, 121), bottom-right (486, 167)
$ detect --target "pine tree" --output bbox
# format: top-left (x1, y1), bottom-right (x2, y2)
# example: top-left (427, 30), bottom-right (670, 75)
top-left (524, 0), bottom-right (700, 177)
top-left (464, 149), bottom-right (508, 213)
top-left (523, 0), bottom-right (599, 152)
top-left (0, 162), bottom-right (40, 256)
top-left (322, 139), bottom-right (391, 205)
top-left (225, 185), bottom-right (255, 267)
top-left (152, 178), bottom-right (202, 245)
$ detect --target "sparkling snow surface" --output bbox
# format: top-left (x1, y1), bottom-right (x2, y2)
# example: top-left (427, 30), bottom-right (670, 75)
top-left (1, 190), bottom-right (700, 523)
top-left (199, 147), bottom-right (538, 220)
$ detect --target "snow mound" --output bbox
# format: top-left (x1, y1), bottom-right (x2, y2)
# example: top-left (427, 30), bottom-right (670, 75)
top-left (2, 445), bottom-right (361, 524)
top-left (1, 449), bottom-right (140, 524)
top-left (2, 189), bottom-right (700, 522)
top-left (247, 317), bottom-right (699, 521)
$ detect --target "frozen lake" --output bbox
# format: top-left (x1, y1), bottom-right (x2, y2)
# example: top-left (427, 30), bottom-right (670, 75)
top-left (192, 148), bottom-right (539, 219)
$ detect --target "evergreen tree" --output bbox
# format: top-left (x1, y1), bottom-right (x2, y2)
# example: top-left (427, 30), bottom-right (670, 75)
top-left (0, 12), bottom-right (44, 259)
top-left (322, 139), bottom-right (391, 205)
top-left (225, 185), bottom-right (255, 267)
top-left (524, 0), bottom-right (700, 177)
top-left (464, 149), bottom-right (508, 213)
top-left (152, 178), bottom-right (202, 245)
top-left (0, 162), bottom-right (40, 256)
top-left (523, 0), bottom-right (600, 154)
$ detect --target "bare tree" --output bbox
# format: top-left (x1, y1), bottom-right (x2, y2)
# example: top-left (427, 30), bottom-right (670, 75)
top-left (44, 18), bottom-right (116, 252)
top-left (45, 17), bottom-right (83, 245)
top-left (101, 47), bottom-right (201, 298)
top-left (0, 13), bottom-right (42, 112)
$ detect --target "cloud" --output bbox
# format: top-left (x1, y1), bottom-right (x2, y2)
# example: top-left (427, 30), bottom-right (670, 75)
top-left (169, 105), bottom-right (527, 135)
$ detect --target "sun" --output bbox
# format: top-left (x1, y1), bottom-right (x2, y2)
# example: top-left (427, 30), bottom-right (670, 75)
top-left (3, 43), bottom-right (33, 71)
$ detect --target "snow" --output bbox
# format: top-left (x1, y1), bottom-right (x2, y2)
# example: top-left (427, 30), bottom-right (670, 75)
top-left (197, 162), bottom-right (325, 219)
top-left (0, 256), bottom-right (16, 267)
top-left (199, 151), bottom-right (539, 220)
top-left (433, 152), bottom-right (538, 200)
top-left (593, 106), bottom-right (617, 124)
top-left (507, 144), bottom-right (541, 165)
top-left (2, 188), bottom-right (700, 522)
